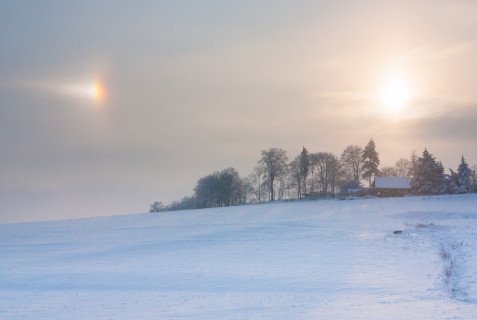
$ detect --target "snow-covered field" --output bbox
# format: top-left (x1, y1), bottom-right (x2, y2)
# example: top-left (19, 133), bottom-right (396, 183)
top-left (1, 195), bottom-right (477, 319)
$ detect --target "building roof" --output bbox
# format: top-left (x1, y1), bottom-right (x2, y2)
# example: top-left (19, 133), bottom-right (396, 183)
top-left (374, 177), bottom-right (411, 189)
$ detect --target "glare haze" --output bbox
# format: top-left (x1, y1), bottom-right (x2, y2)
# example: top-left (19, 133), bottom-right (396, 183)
top-left (1, 1), bottom-right (477, 223)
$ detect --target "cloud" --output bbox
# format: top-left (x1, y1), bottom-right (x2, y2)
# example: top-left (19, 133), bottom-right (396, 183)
top-left (407, 42), bottom-right (477, 61)
top-left (439, 1), bottom-right (477, 27)
top-left (404, 104), bottom-right (477, 142)
top-left (311, 59), bottom-right (350, 70)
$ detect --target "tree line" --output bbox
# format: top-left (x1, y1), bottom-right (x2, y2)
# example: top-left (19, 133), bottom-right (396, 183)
top-left (150, 139), bottom-right (477, 212)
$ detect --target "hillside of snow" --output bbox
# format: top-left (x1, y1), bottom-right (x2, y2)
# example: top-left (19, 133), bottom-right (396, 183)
top-left (1, 195), bottom-right (477, 319)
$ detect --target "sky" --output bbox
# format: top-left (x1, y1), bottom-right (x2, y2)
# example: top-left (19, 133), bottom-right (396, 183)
top-left (1, 0), bottom-right (477, 223)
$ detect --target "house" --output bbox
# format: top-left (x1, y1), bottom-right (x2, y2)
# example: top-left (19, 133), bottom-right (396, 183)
top-left (373, 177), bottom-right (411, 197)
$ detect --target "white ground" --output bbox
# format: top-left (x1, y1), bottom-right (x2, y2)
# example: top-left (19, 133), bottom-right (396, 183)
top-left (1, 194), bottom-right (477, 319)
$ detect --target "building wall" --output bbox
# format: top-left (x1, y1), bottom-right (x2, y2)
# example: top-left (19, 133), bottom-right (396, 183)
top-left (375, 188), bottom-right (410, 197)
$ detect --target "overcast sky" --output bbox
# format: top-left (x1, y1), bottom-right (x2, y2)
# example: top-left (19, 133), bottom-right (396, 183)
top-left (1, 1), bottom-right (477, 223)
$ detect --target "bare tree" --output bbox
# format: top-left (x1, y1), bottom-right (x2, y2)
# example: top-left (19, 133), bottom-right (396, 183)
top-left (394, 158), bottom-right (412, 177)
top-left (260, 148), bottom-right (288, 201)
top-left (309, 153), bottom-right (320, 193)
top-left (240, 177), bottom-right (253, 204)
top-left (315, 152), bottom-right (341, 196)
top-left (380, 166), bottom-right (398, 177)
top-left (341, 145), bottom-right (363, 181)
top-left (327, 154), bottom-right (344, 197)
top-left (316, 152), bottom-right (331, 194)
top-left (248, 162), bottom-right (266, 203)
top-left (277, 164), bottom-right (290, 200)
top-left (289, 156), bottom-right (302, 199)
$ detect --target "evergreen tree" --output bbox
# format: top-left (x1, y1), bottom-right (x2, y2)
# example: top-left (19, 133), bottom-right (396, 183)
top-left (456, 156), bottom-right (472, 193)
top-left (362, 139), bottom-right (380, 187)
top-left (445, 169), bottom-right (458, 194)
top-left (411, 149), bottom-right (446, 195)
top-left (472, 165), bottom-right (477, 193)
top-left (435, 161), bottom-right (447, 194)
top-left (300, 146), bottom-right (310, 195)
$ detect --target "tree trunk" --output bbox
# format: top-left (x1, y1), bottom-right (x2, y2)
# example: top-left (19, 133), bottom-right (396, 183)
top-left (270, 177), bottom-right (275, 201)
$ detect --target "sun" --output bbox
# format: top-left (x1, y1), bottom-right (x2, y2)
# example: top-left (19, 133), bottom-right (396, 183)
top-left (379, 73), bottom-right (411, 112)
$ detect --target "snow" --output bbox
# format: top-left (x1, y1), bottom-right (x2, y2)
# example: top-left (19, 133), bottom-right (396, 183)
top-left (1, 194), bottom-right (477, 319)
top-left (374, 176), bottom-right (411, 189)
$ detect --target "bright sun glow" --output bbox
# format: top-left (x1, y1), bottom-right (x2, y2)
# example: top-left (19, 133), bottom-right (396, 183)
top-left (92, 80), bottom-right (106, 102)
top-left (379, 73), bottom-right (410, 112)
top-left (66, 79), bottom-right (106, 103)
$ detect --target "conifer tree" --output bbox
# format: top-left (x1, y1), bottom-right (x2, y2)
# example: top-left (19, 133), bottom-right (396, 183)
top-left (447, 168), bottom-right (459, 194)
top-left (411, 149), bottom-right (446, 195)
top-left (362, 139), bottom-right (380, 187)
top-left (456, 156), bottom-right (472, 193)
top-left (300, 146), bottom-right (310, 195)
top-left (472, 165), bottom-right (477, 193)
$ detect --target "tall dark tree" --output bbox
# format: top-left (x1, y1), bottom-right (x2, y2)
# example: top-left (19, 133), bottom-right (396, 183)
top-left (300, 146), bottom-right (310, 195)
top-left (411, 148), bottom-right (446, 195)
top-left (260, 148), bottom-right (288, 201)
top-left (341, 145), bottom-right (363, 181)
top-left (456, 156), bottom-right (472, 193)
top-left (362, 139), bottom-right (380, 187)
